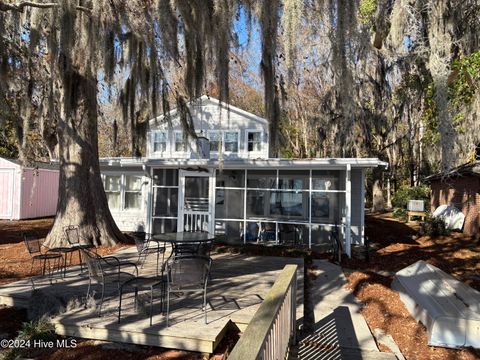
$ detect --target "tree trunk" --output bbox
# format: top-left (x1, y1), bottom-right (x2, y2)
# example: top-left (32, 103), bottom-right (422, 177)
top-left (45, 71), bottom-right (125, 247)
top-left (371, 168), bottom-right (385, 212)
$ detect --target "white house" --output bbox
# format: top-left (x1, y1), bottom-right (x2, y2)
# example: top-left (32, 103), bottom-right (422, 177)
top-left (99, 96), bottom-right (387, 256)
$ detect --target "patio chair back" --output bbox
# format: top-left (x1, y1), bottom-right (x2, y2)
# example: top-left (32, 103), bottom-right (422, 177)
top-left (80, 249), bottom-right (104, 282)
top-left (168, 255), bottom-right (211, 290)
top-left (23, 232), bottom-right (42, 255)
top-left (133, 232), bottom-right (147, 254)
top-left (64, 225), bottom-right (81, 245)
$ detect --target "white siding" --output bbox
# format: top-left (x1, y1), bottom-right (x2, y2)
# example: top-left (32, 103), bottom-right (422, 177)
top-left (147, 97), bottom-right (269, 159)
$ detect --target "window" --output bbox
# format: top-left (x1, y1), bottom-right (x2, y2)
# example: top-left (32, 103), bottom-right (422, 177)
top-left (209, 131), bottom-right (221, 152)
top-left (247, 131), bottom-right (262, 152)
top-left (104, 175), bottom-right (121, 209)
top-left (103, 174), bottom-right (143, 211)
top-left (153, 132), bottom-right (167, 153)
top-left (174, 132), bottom-right (186, 152)
top-left (224, 131), bottom-right (239, 152)
top-left (125, 175), bottom-right (142, 209)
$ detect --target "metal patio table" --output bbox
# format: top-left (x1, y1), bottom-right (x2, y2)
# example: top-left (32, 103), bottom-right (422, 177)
top-left (152, 232), bottom-right (216, 260)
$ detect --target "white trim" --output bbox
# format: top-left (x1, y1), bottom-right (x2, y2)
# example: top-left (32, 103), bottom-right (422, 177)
top-left (0, 169), bottom-right (15, 219)
top-left (360, 168), bottom-right (365, 245)
top-left (148, 95), bottom-right (269, 126)
top-left (245, 128), bottom-right (265, 156)
top-left (151, 130), bottom-right (169, 156)
top-left (345, 164), bottom-right (352, 257)
top-left (172, 130), bottom-right (187, 156)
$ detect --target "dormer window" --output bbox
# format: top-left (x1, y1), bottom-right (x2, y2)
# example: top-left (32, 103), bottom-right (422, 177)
top-left (209, 131), bottom-right (221, 152)
top-left (153, 131), bottom-right (167, 153)
top-left (225, 131), bottom-right (239, 153)
top-left (247, 131), bottom-right (262, 152)
top-left (174, 131), bottom-right (186, 152)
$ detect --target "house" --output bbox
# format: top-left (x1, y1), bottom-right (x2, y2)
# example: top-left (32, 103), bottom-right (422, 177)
top-left (426, 160), bottom-right (480, 236)
top-left (0, 157), bottom-right (59, 220)
top-left (99, 96), bottom-right (387, 256)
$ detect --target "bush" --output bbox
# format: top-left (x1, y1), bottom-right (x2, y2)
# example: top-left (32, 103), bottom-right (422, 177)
top-left (421, 216), bottom-right (450, 237)
top-left (392, 207), bottom-right (408, 220)
top-left (392, 185), bottom-right (430, 209)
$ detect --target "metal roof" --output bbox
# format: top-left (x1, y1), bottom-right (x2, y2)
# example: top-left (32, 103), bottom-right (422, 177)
top-left (99, 157), bottom-right (388, 169)
top-left (425, 161), bottom-right (480, 182)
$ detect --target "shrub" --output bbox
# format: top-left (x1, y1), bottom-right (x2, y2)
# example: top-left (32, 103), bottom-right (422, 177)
top-left (392, 207), bottom-right (408, 220)
top-left (421, 216), bottom-right (450, 237)
top-left (392, 185), bottom-right (430, 209)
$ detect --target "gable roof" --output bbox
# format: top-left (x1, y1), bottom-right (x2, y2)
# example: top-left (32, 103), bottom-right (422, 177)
top-left (425, 161), bottom-right (480, 182)
top-left (148, 95), bottom-right (268, 126)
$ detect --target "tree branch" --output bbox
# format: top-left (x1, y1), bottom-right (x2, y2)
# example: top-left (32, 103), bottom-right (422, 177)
top-left (0, 1), bottom-right (91, 14)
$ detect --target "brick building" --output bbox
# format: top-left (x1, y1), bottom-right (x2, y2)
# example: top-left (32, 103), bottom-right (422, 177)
top-left (426, 161), bottom-right (480, 237)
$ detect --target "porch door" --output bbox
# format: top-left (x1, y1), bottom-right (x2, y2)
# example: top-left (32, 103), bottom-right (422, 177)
top-left (178, 170), bottom-right (215, 233)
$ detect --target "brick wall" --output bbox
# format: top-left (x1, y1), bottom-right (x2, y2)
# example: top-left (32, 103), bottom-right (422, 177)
top-left (430, 176), bottom-right (480, 236)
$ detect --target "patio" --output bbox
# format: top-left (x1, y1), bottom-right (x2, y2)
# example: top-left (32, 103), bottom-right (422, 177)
top-left (0, 246), bottom-right (304, 353)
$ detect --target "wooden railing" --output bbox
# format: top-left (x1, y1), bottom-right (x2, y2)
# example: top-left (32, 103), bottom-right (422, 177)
top-left (228, 264), bottom-right (298, 360)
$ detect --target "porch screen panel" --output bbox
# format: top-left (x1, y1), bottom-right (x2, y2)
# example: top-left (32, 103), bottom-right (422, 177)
top-left (312, 170), bottom-right (345, 190)
top-left (151, 169), bottom-right (179, 235)
top-left (311, 224), bottom-right (345, 249)
top-left (311, 192), bottom-right (345, 224)
top-left (216, 170), bottom-right (245, 188)
top-left (152, 218), bottom-right (177, 234)
top-left (215, 220), bottom-right (243, 244)
top-left (215, 189), bottom-right (244, 219)
top-left (278, 223), bottom-right (309, 246)
top-left (153, 188), bottom-right (178, 216)
top-left (247, 170), bottom-right (276, 188)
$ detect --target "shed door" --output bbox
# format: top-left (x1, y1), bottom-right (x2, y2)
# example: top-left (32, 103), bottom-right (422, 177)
top-left (178, 170), bottom-right (215, 233)
top-left (0, 169), bottom-right (15, 218)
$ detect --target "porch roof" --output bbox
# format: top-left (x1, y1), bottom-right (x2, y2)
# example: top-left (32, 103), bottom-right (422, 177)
top-left (99, 157), bottom-right (388, 170)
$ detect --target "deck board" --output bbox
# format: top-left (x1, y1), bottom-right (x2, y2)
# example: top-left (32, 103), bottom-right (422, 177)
top-left (0, 246), bottom-right (303, 353)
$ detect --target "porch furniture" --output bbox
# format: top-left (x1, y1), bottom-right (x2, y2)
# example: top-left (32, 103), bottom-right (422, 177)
top-left (48, 225), bottom-right (94, 277)
top-left (133, 232), bottom-right (166, 275)
top-left (165, 255), bottom-right (212, 326)
top-left (23, 232), bottom-right (63, 277)
top-left (118, 276), bottom-right (165, 326)
top-left (80, 248), bottom-right (138, 315)
top-left (152, 232), bottom-right (216, 258)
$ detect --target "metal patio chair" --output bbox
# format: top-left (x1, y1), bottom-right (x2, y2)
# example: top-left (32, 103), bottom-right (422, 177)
top-left (80, 248), bottom-right (138, 316)
top-left (23, 232), bottom-right (63, 277)
top-left (165, 255), bottom-right (212, 327)
top-left (118, 275), bottom-right (165, 326)
top-left (133, 232), bottom-right (166, 275)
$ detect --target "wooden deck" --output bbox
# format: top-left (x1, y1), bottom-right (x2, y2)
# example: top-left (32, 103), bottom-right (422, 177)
top-left (0, 246), bottom-right (303, 353)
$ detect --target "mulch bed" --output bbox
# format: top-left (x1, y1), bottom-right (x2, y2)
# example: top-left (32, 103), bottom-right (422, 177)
top-left (343, 213), bottom-right (480, 360)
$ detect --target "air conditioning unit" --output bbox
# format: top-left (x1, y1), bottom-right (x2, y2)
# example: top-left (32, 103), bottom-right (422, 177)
top-left (408, 200), bottom-right (425, 212)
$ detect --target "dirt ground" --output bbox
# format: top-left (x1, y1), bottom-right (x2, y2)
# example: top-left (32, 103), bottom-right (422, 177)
top-left (344, 213), bottom-right (480, 360)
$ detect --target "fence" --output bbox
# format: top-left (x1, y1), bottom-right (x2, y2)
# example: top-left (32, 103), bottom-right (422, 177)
top-left (228, 264), bottom-right (298, 360)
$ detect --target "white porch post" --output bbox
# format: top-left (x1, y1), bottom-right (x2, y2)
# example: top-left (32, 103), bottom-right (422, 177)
top-left (345, 164), bottom-right (352, 257)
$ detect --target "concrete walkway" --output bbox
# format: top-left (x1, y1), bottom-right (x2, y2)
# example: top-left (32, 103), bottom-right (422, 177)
top-left (291, 260), bottom-right (397, 360)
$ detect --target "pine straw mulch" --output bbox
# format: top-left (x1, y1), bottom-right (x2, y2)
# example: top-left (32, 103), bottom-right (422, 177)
top-left (0, 218), bottom-right (129, 285)
top-left (343, 213), bottom-right (480, 360)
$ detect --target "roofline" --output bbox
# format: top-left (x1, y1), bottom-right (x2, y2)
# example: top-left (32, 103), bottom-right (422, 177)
top-left (99, 157), bottom-right (388, 169)
top-left (148, 95), bottom-right (269, 126)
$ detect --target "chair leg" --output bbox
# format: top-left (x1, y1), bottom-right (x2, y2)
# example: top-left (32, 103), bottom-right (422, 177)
top-left (42, 257), bottom-right (47, 276)
top-left (134, 287), bottom-right (138, 310)
top-left (166, 289), bottom-right (170, 327)
top-left (30, 258), bottom-right (35, 276)
top-left (150, 287), bottom-right (154, 326)
top-left (118, 286), bottom-right (123, 323)
top-left (85, 278), bottom-right (92, 309)
top-left (98, 283), bottom-right (105, 316)
top-left (203, 288), bottom-right (207, 324)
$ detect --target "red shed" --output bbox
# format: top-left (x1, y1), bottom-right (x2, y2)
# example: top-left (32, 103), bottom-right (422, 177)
top-left (426, 161), bottom-right (480, 237)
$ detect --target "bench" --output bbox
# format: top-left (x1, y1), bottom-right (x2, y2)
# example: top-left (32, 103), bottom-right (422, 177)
top-left (407, 210), bottom-right (426, 222)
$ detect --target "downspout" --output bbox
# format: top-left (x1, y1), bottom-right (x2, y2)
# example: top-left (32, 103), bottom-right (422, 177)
top-left (142, 163), bottom-right (153, 234)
